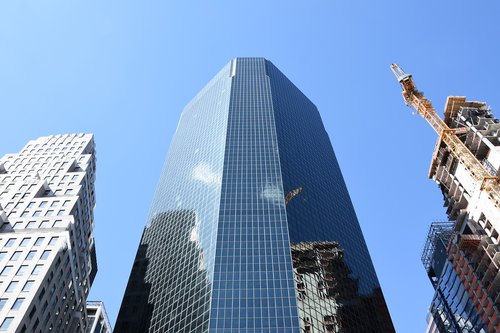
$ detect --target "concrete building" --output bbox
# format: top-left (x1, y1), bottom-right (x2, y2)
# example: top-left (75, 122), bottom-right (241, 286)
top-left (0, 134), bottom-right (98, 332)
top-left (422, 98), bottom-right (500, 332)
top-left (115, 58), bottom-right (394, 333)
top-left (86, 301), bottom-right (112, 333)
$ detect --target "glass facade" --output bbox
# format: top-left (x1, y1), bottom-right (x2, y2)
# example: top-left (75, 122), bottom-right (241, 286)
top-left (428, 262), bottom-right (487, 333)
top-left (115, 58), bottom-right (394, 333)
top-left (423, 223), bottom-right (487, 332)
top-left (114, 62), bottom-right (232, 332)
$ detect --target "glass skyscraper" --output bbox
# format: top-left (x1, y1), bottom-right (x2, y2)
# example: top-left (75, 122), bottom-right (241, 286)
top-left (115, 58), bottom-right (394, 333)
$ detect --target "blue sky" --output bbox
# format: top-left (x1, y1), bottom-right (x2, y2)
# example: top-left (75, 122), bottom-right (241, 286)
top-left (1, 1), bottom-right (499, 331)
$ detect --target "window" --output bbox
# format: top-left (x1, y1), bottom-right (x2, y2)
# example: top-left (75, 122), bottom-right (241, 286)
top-left (63, 200), bottom-right (71, 207)
top-left (51, 200), bottom-right (59, 207)
top-left (22, 281), bottom-right (34, 292)
top-left (0, 317), bottom-right (13, 330)
top-left (49, 237), bottom-right (59, 246)
top-left (38, 288), bottom-right (45, 301)
top-left (26, 221), bottom-right (36, 229)
top-left (33, 211), bottom-right (41, 217)
top-left (25, 251), bottom-right (36, 260)
top-left (16, 265), bottom-right (28, 276)
top-left (324, 316), bottom-right (335, 333)
top-left (5, 238), bottom-right (15, 247)
top-left (0, 266), bottom-right (12, 276)
top-left (10, 251), bottom-right (21, 261)
top-left (11, 298), bottom-right (24, 310)
top-left (32, 318), bottom-right (39, 330)
top-left (31, 265), bottom-right (43, 275)
top-left (40, 201), bottom-right (47, 208)
top-left (6, 281), bottom-right (18, 292)
top-left (53, 220), bottom-right (64, 228)
top-left (20, 238), bottom-right (30, 247)
top-left (28, 305), bottom-right (36, 319)
top-left (40, 221), bottom-right (51, 229)
top-left (34, 237), bottom-right (44, 246)
top-left (0, 252), bottom-right (6, 261)
top-left (45, 210), bottom-right (54, 217)
top-left (40, 250), bottom-right (50, 260)
top-left (0, 299), bottom-right (6, 310)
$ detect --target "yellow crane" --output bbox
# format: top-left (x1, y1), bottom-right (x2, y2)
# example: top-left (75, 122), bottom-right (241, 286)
top-left (390, 64), bottom-right (500, 208)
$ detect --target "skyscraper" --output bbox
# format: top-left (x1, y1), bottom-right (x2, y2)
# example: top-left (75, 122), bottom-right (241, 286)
top-left (115, 58), bottom-right (394, 333)
top-left (0, 134), bottom-right (98, 332)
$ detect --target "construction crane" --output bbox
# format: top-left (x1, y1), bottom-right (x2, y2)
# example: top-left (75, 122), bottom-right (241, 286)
top-left (390, 64), bottom-right (500, 208)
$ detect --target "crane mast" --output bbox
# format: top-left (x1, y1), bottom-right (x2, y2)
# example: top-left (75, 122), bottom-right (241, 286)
top-left (390, 64), bottom-right (500, 209)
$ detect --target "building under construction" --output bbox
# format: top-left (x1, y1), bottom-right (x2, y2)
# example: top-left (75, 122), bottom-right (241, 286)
top-left (391, 65), bottom-right (500, 332)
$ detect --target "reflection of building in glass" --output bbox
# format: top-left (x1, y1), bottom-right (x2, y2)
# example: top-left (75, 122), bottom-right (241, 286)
top-left (86, 301), bottom-right (112, 333)
top-left (115, 58), bottom-right (394, 332)
top-left (0, 134), bottom-right (100, 332)
top-left (291, 242), bottom-right (391, 332)
top-left (114, 210), bottom-right (210, 332)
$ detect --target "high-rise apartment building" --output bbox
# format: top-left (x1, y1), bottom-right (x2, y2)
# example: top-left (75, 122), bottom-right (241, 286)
top-left (115, 58), bottom-right (394, 333)
top-left (0, 134), bottom-right (98, 332)
top-left (421, 98), bottom-right (500, 333)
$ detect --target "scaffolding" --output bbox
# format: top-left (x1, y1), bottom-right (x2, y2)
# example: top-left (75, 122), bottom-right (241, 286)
top-left (421, 222), bottom-right (455, 276)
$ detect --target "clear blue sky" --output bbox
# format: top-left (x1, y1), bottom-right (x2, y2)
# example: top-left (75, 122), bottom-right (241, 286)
top-left (1, 1), bottom-right (499, 331)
